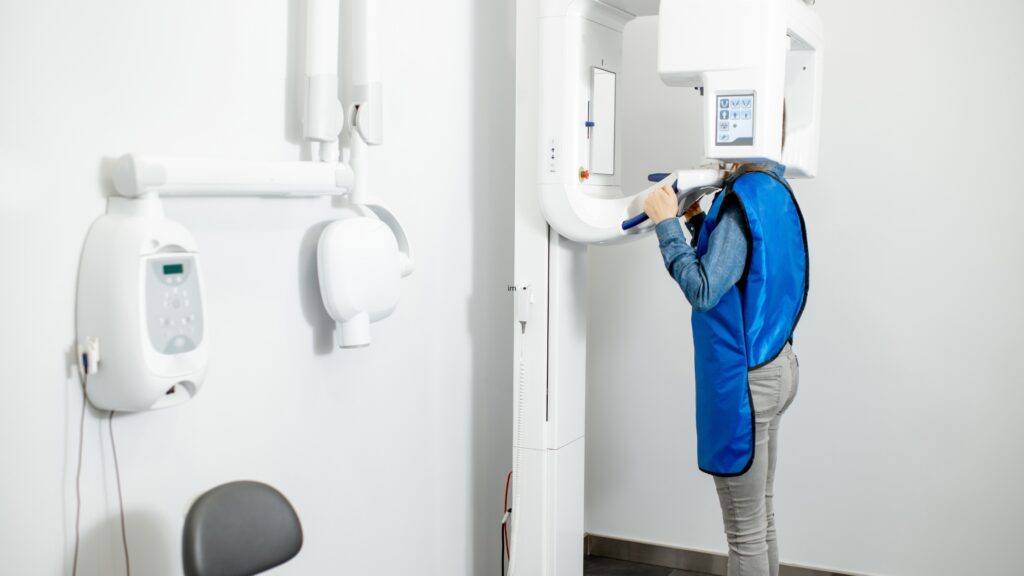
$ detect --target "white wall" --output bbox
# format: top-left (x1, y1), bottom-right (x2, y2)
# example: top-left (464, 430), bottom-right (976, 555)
top-left (0, 1), bottom-right (513, 575)
top-left (585, 4), bottom-right (1024, 575)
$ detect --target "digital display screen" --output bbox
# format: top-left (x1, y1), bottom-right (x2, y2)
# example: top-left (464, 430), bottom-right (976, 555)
top-left (163, 263), bottom-right (184, 275)
top-left (716, 94), bottom-right (755, 147)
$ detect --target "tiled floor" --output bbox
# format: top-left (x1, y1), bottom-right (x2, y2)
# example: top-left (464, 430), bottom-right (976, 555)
top-left (584, 556), bottom-right (712, 576)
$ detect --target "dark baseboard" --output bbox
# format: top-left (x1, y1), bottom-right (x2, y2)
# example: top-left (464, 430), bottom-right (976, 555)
top-left (585, 534), bottom-right (864, 576)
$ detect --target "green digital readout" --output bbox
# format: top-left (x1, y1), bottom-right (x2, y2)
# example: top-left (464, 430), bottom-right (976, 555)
top-left (163, 263), bottom-right (184, 275)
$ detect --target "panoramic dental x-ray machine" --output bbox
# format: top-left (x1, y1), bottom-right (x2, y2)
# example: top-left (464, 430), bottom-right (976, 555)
top-left (510, 0), bottom-right (823, 574)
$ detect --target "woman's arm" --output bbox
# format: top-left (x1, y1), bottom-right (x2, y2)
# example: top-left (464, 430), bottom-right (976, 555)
top-left (653, 203), bottom-right (748, 312)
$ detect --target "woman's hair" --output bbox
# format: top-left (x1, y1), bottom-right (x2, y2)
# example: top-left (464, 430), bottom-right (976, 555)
top-left (722, 100), bottom-right (787, 178)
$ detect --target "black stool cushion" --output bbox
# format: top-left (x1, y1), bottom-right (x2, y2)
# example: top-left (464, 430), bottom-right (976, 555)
top-left (183, 481), bottom-right (303, 576)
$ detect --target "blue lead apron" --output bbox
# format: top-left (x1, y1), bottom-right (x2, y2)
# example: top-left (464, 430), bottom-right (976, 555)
top-left (692, 169), bottom-right (809, 476)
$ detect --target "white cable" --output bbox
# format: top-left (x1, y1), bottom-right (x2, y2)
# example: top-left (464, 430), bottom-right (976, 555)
top-left (508, 343), bottom-right (527, 573)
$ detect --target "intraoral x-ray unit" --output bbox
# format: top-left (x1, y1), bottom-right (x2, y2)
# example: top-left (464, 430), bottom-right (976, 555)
top-left (510, 0), bottom-right (823, 574)
top-left (76, 0), bottom-right (412, 412)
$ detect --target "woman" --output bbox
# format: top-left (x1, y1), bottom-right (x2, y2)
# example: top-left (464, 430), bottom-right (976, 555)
top-left (643, 160), bottom-right (808, 576)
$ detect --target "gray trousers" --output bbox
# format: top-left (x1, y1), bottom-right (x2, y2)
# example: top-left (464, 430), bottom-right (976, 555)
top-left (713, 343), bottom-right (799, 576)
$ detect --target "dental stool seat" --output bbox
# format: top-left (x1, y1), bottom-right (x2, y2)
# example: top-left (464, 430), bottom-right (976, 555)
top-left (183, 481), bottom-right (303, 576)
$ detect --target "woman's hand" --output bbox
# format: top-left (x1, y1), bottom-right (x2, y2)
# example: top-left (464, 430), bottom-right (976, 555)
top-left (644, 185), bottom-right (678, 225)
top-left (682, 201), bottom-right (703, 223)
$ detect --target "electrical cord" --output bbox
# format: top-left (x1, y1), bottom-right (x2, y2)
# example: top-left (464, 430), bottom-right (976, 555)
top-left (513, 353), bottom-right (526, 497)
top-left (503, 470), bottom-right (512, 559)
top-left (109, 411), bottom-right (131, 576)
top-left (70, 370), bottom-right (131, 576)
top-left (499, 468), bottom-right (513, 575)
top-left (505, 344), bottom-right (527, 575)
top-left (72, 376), bottom-right (86, 576)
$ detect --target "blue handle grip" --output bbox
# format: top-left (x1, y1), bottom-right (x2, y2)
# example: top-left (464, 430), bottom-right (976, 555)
top-left (621, 212), bottom-right (649, 231)
top-left (621, 173), bottom-right (678, 231)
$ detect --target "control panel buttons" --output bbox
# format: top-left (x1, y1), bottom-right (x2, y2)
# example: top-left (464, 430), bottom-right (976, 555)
top-left (715, 93), bottom-right (754, 147)
top-left (146, 255), bottom-right (203, 355)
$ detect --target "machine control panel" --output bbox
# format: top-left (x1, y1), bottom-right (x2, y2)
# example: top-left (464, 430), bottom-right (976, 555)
top-left (145, 254), bottom-right (204, 355)
top-left (716, 94), bottom-right (755, 146)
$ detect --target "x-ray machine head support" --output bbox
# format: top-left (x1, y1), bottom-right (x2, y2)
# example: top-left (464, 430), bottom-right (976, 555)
top-left (534, 0), bottom-right (823, 245)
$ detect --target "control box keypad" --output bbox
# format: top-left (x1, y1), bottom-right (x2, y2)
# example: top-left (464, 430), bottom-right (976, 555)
top-left (145, 255), bottom-right (205, 355)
